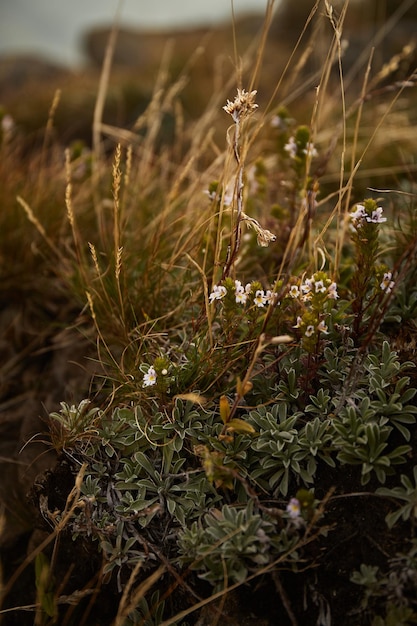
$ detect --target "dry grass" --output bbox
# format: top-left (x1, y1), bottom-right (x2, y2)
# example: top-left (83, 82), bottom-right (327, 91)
top-left (1, 0), bottom-right (417, 623)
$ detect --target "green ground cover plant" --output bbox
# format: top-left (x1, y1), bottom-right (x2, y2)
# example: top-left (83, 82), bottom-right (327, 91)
top-left (1, 0), bottom-right (417, 624)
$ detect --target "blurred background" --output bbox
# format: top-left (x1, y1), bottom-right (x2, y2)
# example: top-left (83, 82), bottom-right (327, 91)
top-left (1, 0), bottom-right (415, 145)
top-left (0, 0), bottom-right (271, 67)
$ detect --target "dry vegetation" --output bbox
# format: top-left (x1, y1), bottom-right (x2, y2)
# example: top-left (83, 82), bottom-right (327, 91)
top-left (1, 0), bottom-right (417, 624)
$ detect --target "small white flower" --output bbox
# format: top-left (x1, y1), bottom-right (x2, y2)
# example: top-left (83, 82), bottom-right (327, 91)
top-left (204, 184), bottom-right (233, 207)
top-left (303, 142), bottom-right (318, 158)
top-left (264, 290), bottom-right (276, 305)
top-left (235, 288), bottom-right (247, 305)
top-left (245, 283), bottom-right (252, 294)
top-left (327, 282), bottom-right (339, 299)
top-left (289, 285), bottom-right (300, 298)
top-left (204, 188), bottom-right (217, 202)
top-left (369, 206), bottom-right (387, 223)
top-left (300, 278), bottom-right (314, 300)
top-left (223, 185), bottom-right (234, 208)
top-left (286, 497), bottom-right (301, 519)
top-left (294, 316), bottom-right (303, 328)
top-left (303, 277), bottom-right (315, 291)
top-left (305, 325), bottom-right (315, 338)
top-left (284, 136), bottom-right (297, 159)
top-left (350, 203), bottom-right (387, 226)
top-left (314, 280), bottom-right (326, 294)
top-left (271, 115), bottom-right (284, 129)
top-left (234, 280), bottom-right (247, 304)
top-left (254, 289), bottom-right (266, 307)
top-left (143, 366), bottom-right (157, 387)
top-left (380, 272), bottom-right (395, 294)
top-left (317, 320), bottom-right (329, 334)
top-left (350, 204), bottom-right (367, 222)
top-left (209, 285), bottom-right (227, 302)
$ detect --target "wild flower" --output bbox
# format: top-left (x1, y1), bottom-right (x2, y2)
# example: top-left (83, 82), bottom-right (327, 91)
top-left (209, 285), bottom-right (227, 302)
top-left (265, 290), bottom-right (276, 306)
top-left (271, 114), bottom-right (285, 129)
top-left (209, 280), bottom-right (276, 310)
top-left (314, 280), bottom-right (327, 294)
top-left (305, 325), bottom-right (315, 338)
top-left (223, 88), bottom-right (258, 122)
top-left (370, 207), bottom-right (387, 223)
top-left (284, 132), bottom-right (318, 161)
top-left (142, 366), bottom-right (157, 387)
top-left (294, 316), bottom-right (303, 329)
top-left (286, 497), bottom-right (301, 519)
top-left (328, 282), bottom-right (339, 299)
top-left (235, 280), bottom-right (248, 304)
top-left (317, 320), bottom-right (329, 334)
top-left (298, 274), bottom-right (338, 302)
top-left (300, 281), bottom-right (313, 301)
top-left (254, 290), bottom-right (267, 307)
top-left (380, 272), bottom-right (395, 294)
top-left (284, 136), bottom-right (298, 159)
top-left (204, 183), bottom-right (233, 207)
top-left (349, 199), bottom-right (391, 337)
top-left (349, 204), bottom-right (367, 224)
top-left (303, 142), bottom-right (318, 158)
top-left (291, 272), bottom-right (339, 351)
top-left (253, 288), bottom-right (276, 308)
top-left (241, 212), bottom-right (276, 247)
top-left (350, 203), bottom-right (387, 227)
top-left (204, 188), bottom-right (216, 202)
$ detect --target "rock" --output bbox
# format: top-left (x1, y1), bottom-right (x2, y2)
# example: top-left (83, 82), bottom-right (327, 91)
top-left (83, 14), bottom-right (263, 69)
top-left (0, 54), bottom-right (71, 94)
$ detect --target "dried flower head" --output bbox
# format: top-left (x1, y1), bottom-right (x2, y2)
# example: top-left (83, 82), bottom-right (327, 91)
top-left (223, 88), bottom-right (258, 123)
top-left (242, 213), bottom-right (276, 247)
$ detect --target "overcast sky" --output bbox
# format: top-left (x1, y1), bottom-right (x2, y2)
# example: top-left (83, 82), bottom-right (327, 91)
top-left (0, 0), bottom-right (273, 67)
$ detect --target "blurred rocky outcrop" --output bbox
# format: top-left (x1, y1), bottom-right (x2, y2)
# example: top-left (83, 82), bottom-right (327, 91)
top-left (1, 1), bottom-right (415, 146)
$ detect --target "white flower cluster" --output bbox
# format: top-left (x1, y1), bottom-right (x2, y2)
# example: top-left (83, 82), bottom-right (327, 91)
top-left (204, 184), bottom-right (233, 207)
top-left (284, 136), bottom-right (318, 160)
top-left (350, 203), bottom-right (387, 227)
top-left (289, 276), bottom-right (339, 302)
top-left (294, 317), bottom-right (329, 337)
top-left (380, 271), bottom-right (395, 294)
top-left (289, 273), bottom-right (339, 341)
top-left (209, 280), bottom-right (276, 308)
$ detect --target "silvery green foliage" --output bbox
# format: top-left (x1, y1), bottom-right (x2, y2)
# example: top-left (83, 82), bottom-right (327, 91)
top-left (352, 540), bottom-right (417, 622)
top-left (177, 501), bottom-right (300, 589)
top-left (245, 341), bottom-right (416, 492)
top-left (51, 341), bottom-right (416, 602)
top-left (377, 466), bottom-right (417, 529)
